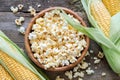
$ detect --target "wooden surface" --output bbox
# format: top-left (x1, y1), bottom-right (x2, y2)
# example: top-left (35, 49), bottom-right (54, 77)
top-left (0, 0), bottom-right (120, 80)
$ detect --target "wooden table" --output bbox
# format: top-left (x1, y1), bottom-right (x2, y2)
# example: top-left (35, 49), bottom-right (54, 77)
top-left (0, 0), bottom-right (120, 80)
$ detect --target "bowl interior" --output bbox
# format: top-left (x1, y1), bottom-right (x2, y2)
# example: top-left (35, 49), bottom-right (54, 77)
top-left (25, 7), bottom-right (89, 71)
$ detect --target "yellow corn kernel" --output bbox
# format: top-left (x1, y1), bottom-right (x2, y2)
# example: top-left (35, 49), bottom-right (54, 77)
top-left (0, 50), bottom-right (41, 80)
top-left (91, 0), bottom-right (111, 37)
top-left (102, 0), bottom-right (120, 16)
top-left (0, 65), bottom-right (13, 80)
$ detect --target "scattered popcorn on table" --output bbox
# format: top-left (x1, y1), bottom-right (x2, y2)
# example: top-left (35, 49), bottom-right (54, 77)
top-left (86, 67), bottom-right (94, 75)
top-left (37, 4), bottom-right (41, 8)
top-left (78, 78), bottom-right (83, 80)
top-left (85, 51), bottom-right (90, 56)
top-left (55, 76), bottom-right (65, 80)
top-left (15, 19), bottom-right (21, 25)
top-left (93, 57), bottom-right (101, 64)
top-left (15, 17), bottom-right (25, 26)
top-left (65, 71), bottom-right (73, 80)
top-left (101, 72), bottom-right (106, 76)
top-left (73, 71), bottom-right (84, 78)
top-left (94, 59), bottom-right (101, 64)
top-left (89, 50), bottom-right (94, 53)
top-left (19, 17), bottom-right (25, 22)
top-left (79, 61), bottom-right (88, 69)
top-left (18, 26), bottom-right (25, 34)
top-left (18, 4), bottom-right (24, 10)
top-left (28, 6), bottom-right (36, 16)
top-left (10, 6), bottom-right (18, 13)
top-left (29, 10), bottom-right (87, 69)
top-left (98, 51), bottom-right (104, 59)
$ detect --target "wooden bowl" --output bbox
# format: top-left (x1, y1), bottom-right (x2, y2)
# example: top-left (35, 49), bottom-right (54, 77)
top-left (25, 7), bottom-right (89, 71)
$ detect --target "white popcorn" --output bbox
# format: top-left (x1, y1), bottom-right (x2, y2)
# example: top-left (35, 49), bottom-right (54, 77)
top-left (61, 60), bottom-right (69, 66)
top-left (19, 17), bottom-right (25, 22)
top-left (10, 6), bottom-right (18, 13)
top-left (89, 50), bottom-right (94, 53)
top-left (73, 66), bottom-right (79, 72)
top-left (56, 76), bottom-right (64, 80)
top-left (37, 4), bottom-right (41, 8)
top-left (101, 72), bottom-right (106, 76)
top-left (86, 67), bottom-right (94, 75)
top-left (18, 4), bottom-right (24, 10)
top-left (15, 19), bottom-right (21, 26)
top-left (29, 9), bottom-right (87, 69)
top-left (79, 62), bottom-right (88, 69)
top-left (65, 71), bottom-right (73, 80)
top-left (93, 57), bottom-right (98, 60)
top-left (18, 26), bottom-right (25, 34)
top-left (94, 59), bottom-right (101, 64)
top-left (98, 51), bottom-right (104, 58)
top-left (73, 72), bottom-right (84, 78)
top-left (15, 17), bottom-right (25, 26)
top-left (78, 78), bottom-right (83, 80)
top-left (28, 6), bottom-right (36, 16)
top-left (29, 32), bottom-right (37, 40)
top-left (33, 53), bottom-right (40, 58)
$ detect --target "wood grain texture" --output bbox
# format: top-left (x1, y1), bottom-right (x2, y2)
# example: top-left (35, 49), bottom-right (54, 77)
top-left (0, 0), bottom-right (120, 80)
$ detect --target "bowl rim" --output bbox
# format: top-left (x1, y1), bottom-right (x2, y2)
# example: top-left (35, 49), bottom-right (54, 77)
top-left (25, 7), bottom-right (89, 71)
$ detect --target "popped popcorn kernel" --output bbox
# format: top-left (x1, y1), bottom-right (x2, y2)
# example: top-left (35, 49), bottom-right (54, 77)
top-left (98, 51), bottom-right (104, 58)
top-left (86, 67), bottom-right (94, 75)
top-left (101, 72), bottom-right (106, 76)
top-left (65, 71), bottom-right (73, 80)
top-left (18, 26), bottom-right (25, 34)
top-left (15, 19), bottom-right (21, 26)
top-left (10, 6), bottom-right (18, 13)
top-left (18, 4), bottom-right (24, 10)
top-left (15, 17), bottom-right (25, 26)
top-left (55, 76), bottom-right (65, 80)
top-left (28, 6), bottom-right (36, 16)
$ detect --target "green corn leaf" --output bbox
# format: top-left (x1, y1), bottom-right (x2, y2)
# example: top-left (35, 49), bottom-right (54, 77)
top-left (101, 46), bottom-right (120, 75)
top-left (110, 12), bottom-right (120, 45)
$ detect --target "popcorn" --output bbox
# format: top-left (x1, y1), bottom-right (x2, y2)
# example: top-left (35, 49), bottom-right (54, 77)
top-left (37, 4), bottom-right (41, 8)
top-left (79, 62), bottom-right (88, 69)
top-left (15, 17), bottom-right (25, 26)
top-left (18, 26), bottom-right (25, 34)
top-left (94, 57), bottom-right (101, 64)
top-left (73, 72), bottom-right (84, 78)
top-left (15, 19), bottom-right (21, 26)
top-left (101, 72), bottom-right (106, 76)
top-left (98, 51), bottom-right (104, 58)
top-left (89, 50), bottom-right (94, 53)
top-left (86, 67), bottom-right (94, 75)
top-left (19, 17), bottom-right (25, 22)
top-left (29, 10), bottom-right (87, 69)
top-left (56, 76), bottom-right (64, 80)
top-left (18, 4), bottom-right (24, 10)
top-left (29, 32), bottom-right (37, 40)
top-left (78, 78), bottom-right (83, 80)
top-left (94, 59), bottom-right (101, 64)
top-left (10, 6), bottom-right (18, 13)
top-left (28, 6), bottom-right (36, 16)
top-left (65, 71), bottom-right (73, 80)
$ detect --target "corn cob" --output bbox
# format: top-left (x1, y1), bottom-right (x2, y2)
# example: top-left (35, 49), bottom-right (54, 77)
top-left (0, 50), bottom-right (40, 80)
top-left (0, 65), bottom-right (13, 80)
top-left (102, 0), bottom-right (120, 16)
top-left (90, 0), bottom-right (111, 37)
